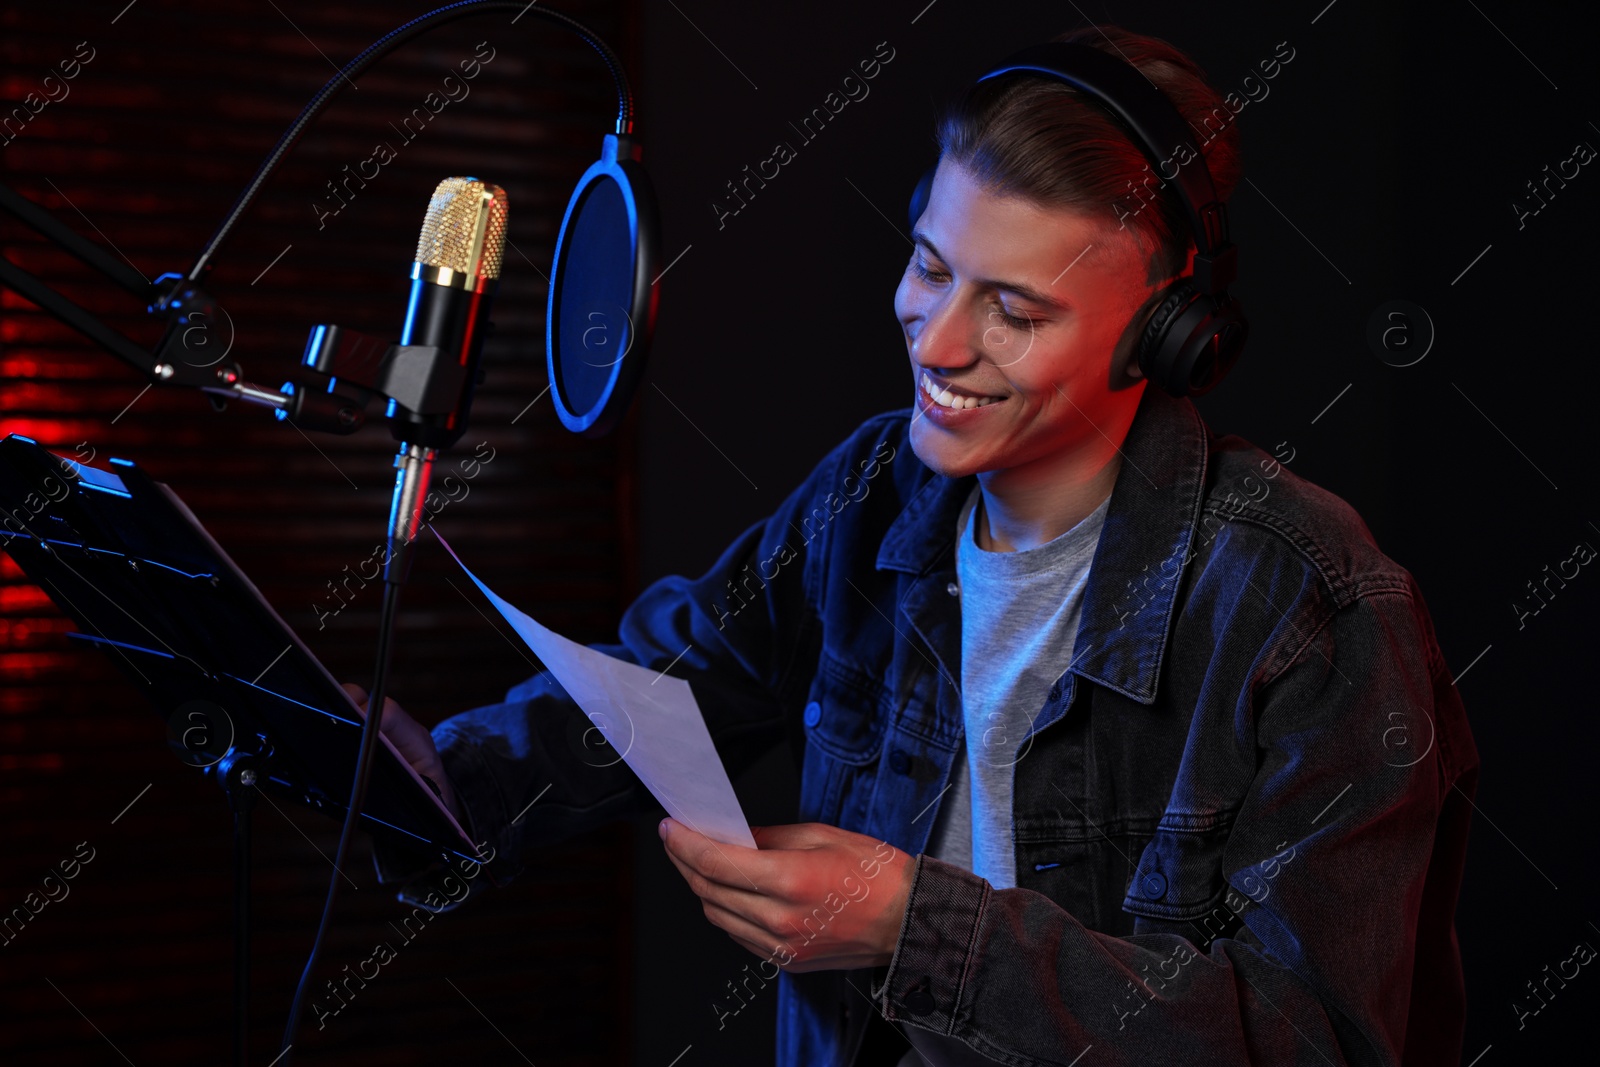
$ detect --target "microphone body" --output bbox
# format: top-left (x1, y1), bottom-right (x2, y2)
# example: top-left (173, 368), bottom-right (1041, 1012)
top-left (384, 178), bottom-right (508, 584)
top-left (391, 178), bottom-right (509, 451)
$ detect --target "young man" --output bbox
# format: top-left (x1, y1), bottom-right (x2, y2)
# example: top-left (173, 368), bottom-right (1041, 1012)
top-left (366, 28), bottom-right (1478, 1066)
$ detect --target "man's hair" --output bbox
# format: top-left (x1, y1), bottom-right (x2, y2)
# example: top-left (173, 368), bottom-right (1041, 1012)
top-left (934, 25), bottom-right (1244, 287)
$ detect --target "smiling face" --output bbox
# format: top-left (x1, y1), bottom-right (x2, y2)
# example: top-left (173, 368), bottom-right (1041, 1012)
top-left (895, 155), bottom-right (1170, 486)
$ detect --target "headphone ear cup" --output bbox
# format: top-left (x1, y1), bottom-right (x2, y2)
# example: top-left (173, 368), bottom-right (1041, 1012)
top-left (1195, 296), bottom-right (1247, 395)
top-left (1137, 284), bottom-right (1196, 396)
top-left (1138, 285), bottom-right (1249, 397)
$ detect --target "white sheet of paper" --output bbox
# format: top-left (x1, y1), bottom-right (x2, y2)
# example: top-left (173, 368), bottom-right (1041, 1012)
top-left (432, 528), bottom-right (756, 849)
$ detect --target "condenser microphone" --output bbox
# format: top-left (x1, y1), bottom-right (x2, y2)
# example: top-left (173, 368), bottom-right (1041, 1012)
top-left (393, 176), bottom-right (509, 449)
top-left (384, 177), bottom-right (508, 585)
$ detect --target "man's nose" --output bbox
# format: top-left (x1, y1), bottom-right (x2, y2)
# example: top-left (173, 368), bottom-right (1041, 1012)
top-left (911, 294), bottom-right (977, 370)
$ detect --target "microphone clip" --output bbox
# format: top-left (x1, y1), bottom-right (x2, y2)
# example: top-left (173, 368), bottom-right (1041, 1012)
top-left (302, 323), bottom-right (467, 417)
top-left (300, 322), bottom-right (474, 434)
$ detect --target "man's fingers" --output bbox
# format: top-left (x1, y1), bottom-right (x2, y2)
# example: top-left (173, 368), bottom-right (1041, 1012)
top-left (749, 823), bottom-right (823, 850)
top-left (661, 825), bottom-right (776, 902)
top-left (341, 682), bottom-right (407, 728)
top-left (661, 839), bottom-right (697, 886)
top-left (702, 898), bottom-right (787, 952)
top-left (727, 931), bottom-right (793, 967)
top-left (661, 821), bottom-right (759, 887)
top-left (663, 842), bottom-right (746, 906)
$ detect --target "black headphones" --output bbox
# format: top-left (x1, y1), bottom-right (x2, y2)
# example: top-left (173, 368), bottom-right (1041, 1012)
top-left (907, 42), bottom-right (1248, 397)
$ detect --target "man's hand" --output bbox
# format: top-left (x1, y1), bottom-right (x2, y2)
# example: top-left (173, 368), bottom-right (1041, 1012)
top-left (340, 682), bottom-right (465, 825)
top-left (658, 818), bottom-right (915, 973)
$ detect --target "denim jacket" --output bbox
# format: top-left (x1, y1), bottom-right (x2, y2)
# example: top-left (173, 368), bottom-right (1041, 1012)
top-left (403, 385), bottom-right (1479, 1066)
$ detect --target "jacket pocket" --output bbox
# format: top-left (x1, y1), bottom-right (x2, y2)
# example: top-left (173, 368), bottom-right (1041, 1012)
top-left (1120, 812), bottom-right (1235, 922)
top-left (797, 656), bottom-right (885, 826)
top-left (803, 656), bottom-right (885, 766)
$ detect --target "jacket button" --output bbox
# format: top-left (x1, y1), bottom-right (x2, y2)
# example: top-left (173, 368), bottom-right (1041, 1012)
top-left (946, 581), bottom-right (959, 596)
top-left (1142, 872), bottom-right (1168, 900)
top-left (803, 701), bottom-right (822, 728)
top-left (904, 979), bottom-right (936, 1015)
top-left (888, 749), bottom-right (912, 774)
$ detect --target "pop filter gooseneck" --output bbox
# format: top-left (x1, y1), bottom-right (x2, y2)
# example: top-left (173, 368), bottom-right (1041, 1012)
top-left (181, 0), bottom-right (636, 285)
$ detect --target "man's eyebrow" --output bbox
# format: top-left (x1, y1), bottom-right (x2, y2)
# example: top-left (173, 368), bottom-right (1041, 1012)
top-left (912, 230), bottom-right (1075, 312)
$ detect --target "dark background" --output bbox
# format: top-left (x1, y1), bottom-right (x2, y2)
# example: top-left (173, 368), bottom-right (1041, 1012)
top-left (3, 0), bottom-right (1596, 1064)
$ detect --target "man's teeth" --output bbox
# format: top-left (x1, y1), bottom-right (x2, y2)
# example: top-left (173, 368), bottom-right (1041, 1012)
top-left (921, 372), bottom-right (1000, 409)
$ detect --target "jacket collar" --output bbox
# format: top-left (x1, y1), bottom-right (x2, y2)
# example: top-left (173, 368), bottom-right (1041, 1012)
top-left (875, 387), bottom-right (1210, 704)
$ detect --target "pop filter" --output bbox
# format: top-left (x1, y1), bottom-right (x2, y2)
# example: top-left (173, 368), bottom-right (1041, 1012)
top-left (546, 133), bottom-right (661, 437)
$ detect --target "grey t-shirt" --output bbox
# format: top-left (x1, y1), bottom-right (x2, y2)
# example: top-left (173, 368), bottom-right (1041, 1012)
top-left (891, 483), bottom-right (1109, 1066)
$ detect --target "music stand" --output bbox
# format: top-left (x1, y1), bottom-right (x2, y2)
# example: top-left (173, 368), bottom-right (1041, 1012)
top-left (0, 432), bottom-right (477, 1060)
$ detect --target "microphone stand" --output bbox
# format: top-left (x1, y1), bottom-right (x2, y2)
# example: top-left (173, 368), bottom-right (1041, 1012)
top-left (216, 754), bottom-right (260, 1067)
top-left (0, 182), bottom-right (370, 435)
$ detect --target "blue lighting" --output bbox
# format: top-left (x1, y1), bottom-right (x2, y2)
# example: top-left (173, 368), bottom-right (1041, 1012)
top-left (400, 277), bottom-right (425, 343)
top-left (79, 480), bottom-right (132, 499)
top-left (326, 376), bottom-right (338, 393)
top-left (385, 397), bottom-right (397, 418)
top-left (304, 324), bottom-right (327, 367)
top-left (149, 272), bottom-right (182, 315)
top-left (63, 458), bottom-right (131, 497)
top-left (66, 632), bottom-right (175, 659)
top-left (10, 434), bottom-right (37, 444)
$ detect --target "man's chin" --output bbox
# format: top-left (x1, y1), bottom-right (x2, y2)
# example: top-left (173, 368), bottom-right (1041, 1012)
top-left (908, 428), bottom-right (987, 481)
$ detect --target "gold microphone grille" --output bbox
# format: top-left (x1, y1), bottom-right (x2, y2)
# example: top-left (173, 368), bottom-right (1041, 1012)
top-left (414, 177), bottom-right (509, 281)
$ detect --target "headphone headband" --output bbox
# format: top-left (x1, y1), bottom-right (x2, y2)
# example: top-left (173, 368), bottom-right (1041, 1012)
top-left (975, 42), bottom-right (1236, 294)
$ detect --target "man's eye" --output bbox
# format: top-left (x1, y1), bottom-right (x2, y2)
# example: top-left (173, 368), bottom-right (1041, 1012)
top-left (910, 259), bottom-right (946, 283)
top-left (996, 308), bottom-right (1035, 329)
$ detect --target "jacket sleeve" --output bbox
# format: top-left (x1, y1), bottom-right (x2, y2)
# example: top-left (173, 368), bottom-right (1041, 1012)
top-left (378, 416), bottom-right (899, 895)
top-left (869, 586), bottom-right (1470, 1065)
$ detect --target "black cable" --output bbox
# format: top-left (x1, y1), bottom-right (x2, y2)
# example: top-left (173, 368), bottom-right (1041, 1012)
top-left (185, 0), bottom-right (635, 284)
top-left (278, 576), bottom-right (403, 1063)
